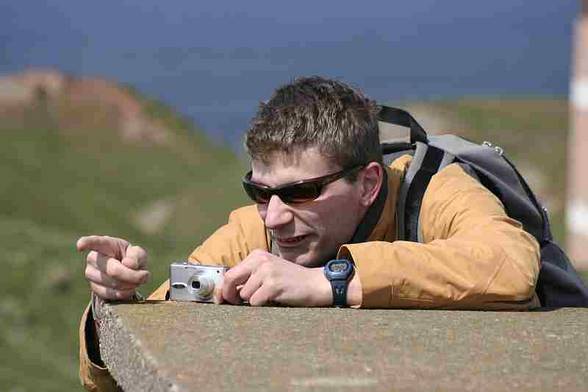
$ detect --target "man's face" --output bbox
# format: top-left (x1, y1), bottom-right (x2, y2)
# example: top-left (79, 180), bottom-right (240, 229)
top-left (250, 147), bottom-right (367, 267)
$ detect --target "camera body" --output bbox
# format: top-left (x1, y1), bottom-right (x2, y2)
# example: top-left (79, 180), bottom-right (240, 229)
top-left (169, 261), bottom-right (227, 303)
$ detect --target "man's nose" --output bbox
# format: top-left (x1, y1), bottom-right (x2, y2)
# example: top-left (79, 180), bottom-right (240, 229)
top-left (263, 195), bottom-right (294, 229)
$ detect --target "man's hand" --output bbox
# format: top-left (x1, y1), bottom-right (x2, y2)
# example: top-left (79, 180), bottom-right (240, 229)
top-left (77, 235), bottom-right (150, 301)
top-left (221, 249), bottom-right (333, 307)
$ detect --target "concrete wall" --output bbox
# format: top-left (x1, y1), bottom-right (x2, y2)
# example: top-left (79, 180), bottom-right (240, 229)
top-left (99, 301), bottom-right (588, 392)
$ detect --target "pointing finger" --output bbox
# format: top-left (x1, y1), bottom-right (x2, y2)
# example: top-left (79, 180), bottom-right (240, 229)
top-left (77, 235), bottom-right (130, 259)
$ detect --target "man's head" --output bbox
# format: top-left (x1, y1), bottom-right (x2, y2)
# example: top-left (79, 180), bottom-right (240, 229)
top-left (244, 76), bottom-right (384, 267)
top-left (245, 76), bottom-right (382, 169)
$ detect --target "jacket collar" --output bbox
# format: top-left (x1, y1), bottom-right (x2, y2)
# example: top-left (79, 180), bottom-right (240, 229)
top-left (345, 156), bottom-right (411, 248)
top-left (348, 168), bottom-right (389, 244)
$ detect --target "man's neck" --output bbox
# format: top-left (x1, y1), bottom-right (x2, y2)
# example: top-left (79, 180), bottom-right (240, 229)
top-left (348, 169), bottom-right (389, 245)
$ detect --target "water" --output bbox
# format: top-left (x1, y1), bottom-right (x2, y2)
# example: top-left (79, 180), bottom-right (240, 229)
top-left (0, 0), bottom-right (578, 149)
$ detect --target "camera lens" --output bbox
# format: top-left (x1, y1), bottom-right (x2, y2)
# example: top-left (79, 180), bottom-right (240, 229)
top-left (190, 276), bottom-right (214, 298)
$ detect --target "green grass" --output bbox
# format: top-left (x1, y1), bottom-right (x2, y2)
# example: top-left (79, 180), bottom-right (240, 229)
top-left (0, 98), bottom-right (248, 390)
top-left (0, 219), bottom-right (86, 390)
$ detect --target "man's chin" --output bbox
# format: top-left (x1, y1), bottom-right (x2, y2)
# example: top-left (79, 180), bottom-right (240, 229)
top-left (279, 250), bottom-right (325, 268)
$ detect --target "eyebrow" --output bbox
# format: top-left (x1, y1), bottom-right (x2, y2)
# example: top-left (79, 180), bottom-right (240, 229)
top-left (248, 173), bottom-right (310, 189)
top-left (247, 175), bottom-right (300, 189)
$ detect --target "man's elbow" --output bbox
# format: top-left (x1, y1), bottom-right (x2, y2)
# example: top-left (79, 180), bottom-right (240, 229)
top-left (487, 252), bottom-right (540, 305)
top-left (508, 273), bottom-right (538, 302)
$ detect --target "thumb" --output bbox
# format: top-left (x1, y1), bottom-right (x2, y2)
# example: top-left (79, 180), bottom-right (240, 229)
top-left (213, 285), bottom-right (224, 305)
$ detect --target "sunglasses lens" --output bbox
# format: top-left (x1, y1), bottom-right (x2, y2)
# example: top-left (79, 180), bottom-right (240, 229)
top-left (243, 183), bottom-right (271, 203)
top-left (280, 183), bottom-right (321, 203)
top-left (242, 164), bottom-right (361, 205)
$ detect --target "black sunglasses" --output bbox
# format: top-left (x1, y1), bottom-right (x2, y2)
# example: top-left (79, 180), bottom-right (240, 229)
top-left (242, 165), bottom-right (364, 205)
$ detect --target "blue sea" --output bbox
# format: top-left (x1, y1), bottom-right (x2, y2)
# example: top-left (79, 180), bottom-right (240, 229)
top-left (0, 0), bottom-right (578, 149)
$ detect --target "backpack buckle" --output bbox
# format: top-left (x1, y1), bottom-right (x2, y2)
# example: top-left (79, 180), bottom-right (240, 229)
top-left (540, 206), bottom-right (553, 242)
top-left (483, 141), bottom-right (504, 156)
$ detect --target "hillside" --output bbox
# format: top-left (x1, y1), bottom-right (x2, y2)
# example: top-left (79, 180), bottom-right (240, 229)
top-left (0, 70), bottom-right (249, 391)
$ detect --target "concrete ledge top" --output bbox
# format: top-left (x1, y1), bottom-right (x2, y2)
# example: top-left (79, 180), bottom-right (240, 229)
top-left (98, 301), bottom-right (588, 392)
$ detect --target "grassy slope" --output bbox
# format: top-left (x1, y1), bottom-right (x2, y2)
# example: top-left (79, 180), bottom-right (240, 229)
top-left (0, 95), bottom-right (249, 390)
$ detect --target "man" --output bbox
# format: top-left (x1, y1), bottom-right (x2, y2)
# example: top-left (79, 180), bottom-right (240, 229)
top-left (78, 76), bottom-right (540, 390)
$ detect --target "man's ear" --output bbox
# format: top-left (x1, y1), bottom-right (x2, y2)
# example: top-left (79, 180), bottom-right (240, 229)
top-left (358, 162), bottom-right (384, 207)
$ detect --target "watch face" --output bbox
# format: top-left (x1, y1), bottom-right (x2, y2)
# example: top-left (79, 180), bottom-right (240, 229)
top-left (325, 259), bottom-right (353, 281)
top-left (329, 261), bottom-right (348, 273)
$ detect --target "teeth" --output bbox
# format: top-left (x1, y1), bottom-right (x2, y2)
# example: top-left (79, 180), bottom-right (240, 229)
top-left (280, 235), bottom-right (304, 243)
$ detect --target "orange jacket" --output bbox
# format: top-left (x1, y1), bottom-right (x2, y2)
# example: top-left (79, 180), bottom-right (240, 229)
top-left (79, 156), bottom-right (540, 390)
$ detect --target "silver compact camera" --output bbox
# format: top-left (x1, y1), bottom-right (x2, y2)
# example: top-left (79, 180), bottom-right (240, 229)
top-left (169, 262), bottom-right (227, 303)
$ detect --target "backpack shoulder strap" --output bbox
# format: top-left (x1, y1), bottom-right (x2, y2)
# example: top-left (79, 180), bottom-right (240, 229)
top-left (378, 105), bottom-right (428, 144)
top-left (378, 105), bottom-right (452, 242)
top-left (397, 142), bottom-right (453, 242)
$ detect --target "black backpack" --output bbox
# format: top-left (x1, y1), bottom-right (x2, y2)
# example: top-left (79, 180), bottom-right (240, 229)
top-left (378, 105), bottom-right (588, 308)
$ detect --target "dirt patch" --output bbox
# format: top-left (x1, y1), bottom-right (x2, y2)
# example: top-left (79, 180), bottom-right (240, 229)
top-left (131, 198), bottom-right (175, 235)
top-left (0, 68), bottom-right (170, 145)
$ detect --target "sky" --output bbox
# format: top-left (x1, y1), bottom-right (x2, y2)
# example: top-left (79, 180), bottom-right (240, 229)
top-left (0, 0), bottom-right (580, 147)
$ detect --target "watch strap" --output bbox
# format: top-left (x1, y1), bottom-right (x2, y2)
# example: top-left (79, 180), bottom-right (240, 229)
top-left (331, 279), bottom-right (348, 307)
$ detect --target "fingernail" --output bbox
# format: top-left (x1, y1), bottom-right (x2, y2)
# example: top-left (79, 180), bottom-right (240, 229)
top-left (76, 237), bottom-right (84, 251)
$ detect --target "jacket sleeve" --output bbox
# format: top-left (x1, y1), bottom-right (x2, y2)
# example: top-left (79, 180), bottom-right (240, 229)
top-left (79, 205), bottom-right (266, 391)
top-left (339, 163), bottom-right (541, 310)
top-left (188, 204), bottom-right (268, 266)
top-left (79, 302), bottom-right (122, 392)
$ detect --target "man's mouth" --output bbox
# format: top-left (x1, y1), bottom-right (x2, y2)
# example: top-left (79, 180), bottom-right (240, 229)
top-left (275, 235), bottom-right (308, 247)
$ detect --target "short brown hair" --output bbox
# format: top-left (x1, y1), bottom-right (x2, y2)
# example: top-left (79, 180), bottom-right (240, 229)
top-left (245, 76), bottom-right (382, 171)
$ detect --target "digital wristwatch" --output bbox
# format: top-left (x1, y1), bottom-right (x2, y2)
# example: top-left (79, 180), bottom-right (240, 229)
top-left (323, 259), bottom-right (355, 307)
